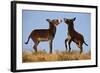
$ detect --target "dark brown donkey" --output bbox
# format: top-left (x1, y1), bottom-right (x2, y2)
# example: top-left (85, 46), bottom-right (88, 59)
top-left (25, 19), bottom-right (62, 53)
top-left (64, 17), bottom-right (88, 53)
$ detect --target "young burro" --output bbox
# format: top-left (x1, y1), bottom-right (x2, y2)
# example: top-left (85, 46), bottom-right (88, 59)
top-left (25, 18), bottom-right (62, 54)
top-left (64, 17), bottom-right (88, 54)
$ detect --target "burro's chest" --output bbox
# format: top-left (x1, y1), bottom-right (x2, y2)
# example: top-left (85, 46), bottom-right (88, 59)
top-left (68, 30), bottom-right (75, 36)
top-left (67, 33), bottom-right (72, 40)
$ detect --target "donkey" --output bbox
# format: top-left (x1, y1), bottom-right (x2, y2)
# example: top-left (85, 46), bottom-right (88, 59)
top-left (25, 18), bottom-right (62, 54)
top-left (64, 17), bottom-right (88, 53)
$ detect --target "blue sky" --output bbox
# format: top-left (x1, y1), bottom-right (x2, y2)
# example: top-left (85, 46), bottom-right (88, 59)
top-left (22, 10), bottom-right (91, 53)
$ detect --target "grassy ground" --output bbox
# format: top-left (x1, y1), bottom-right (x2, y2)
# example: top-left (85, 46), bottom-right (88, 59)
top-left (22, 50), bottom-right (91, 63)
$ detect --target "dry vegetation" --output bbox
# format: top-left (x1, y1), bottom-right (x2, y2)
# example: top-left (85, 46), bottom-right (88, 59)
top-left (22, 50), bottom-right (91, 63)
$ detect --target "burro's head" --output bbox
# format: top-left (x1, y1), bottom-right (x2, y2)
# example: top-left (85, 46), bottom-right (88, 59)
top-left (64, 17), bottom-right (76, 26)
top-left (46, 18), bottom-right (62, 26)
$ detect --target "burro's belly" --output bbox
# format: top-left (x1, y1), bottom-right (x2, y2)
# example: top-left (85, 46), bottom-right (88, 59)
top-left (73, 38), bottom-right (79, 44)
top-left (37, 37), bottom-right (50, 41)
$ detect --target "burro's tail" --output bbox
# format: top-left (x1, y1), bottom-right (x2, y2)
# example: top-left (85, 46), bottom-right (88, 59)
top-left (84, 41), bottom-right (88, 46)
top-left (25, 35), bottom-right (31, 44)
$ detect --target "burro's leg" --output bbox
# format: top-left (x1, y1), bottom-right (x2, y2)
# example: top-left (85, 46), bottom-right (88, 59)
top-left (80, 46), bottom-right (83, 54)
top-left (68, 39), bottom-right (72, 52)
top-left (49, 40), bottom-right (53, 54)
top-left (77, 41), bottom-right (83, 54)
top-left (65, 38), bottom-right (68, 51)
top-left (33, 41), bottom-right (39, 52)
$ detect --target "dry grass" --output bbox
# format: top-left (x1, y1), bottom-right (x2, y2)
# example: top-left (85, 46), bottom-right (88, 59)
top-left (22, 50), bottom-right (91, 63)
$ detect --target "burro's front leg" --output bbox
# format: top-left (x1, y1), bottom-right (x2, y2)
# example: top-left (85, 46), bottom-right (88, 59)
top-left (67, 34), bottom-right (72, 52)
top-left (68, 39), bottom-right (72, 52)
top-left (65, 38), bottom-right (68, 51)
top-left (49, 40), bottom-right (53, 54)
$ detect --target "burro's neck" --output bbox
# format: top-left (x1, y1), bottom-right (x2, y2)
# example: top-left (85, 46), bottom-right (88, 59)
top-left (49, 23), bottom-right (56, 36)
top-left (68, 24), bottom-right (75, 33)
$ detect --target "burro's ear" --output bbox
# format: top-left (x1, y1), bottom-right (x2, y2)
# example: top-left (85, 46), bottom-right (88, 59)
top-left (46, 19), bottom-right (51, 22)
top-left (73, 17), bottom-right (76, 21)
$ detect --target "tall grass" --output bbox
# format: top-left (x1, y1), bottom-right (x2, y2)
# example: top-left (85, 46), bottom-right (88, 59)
top-left (22, 50), bottom-right (91, 63)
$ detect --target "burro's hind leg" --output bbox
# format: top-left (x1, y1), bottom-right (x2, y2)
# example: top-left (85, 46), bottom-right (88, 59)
top-left (77, 41), bottom-right (83, 54)
top-left (33, 41), bottom-right (39, 52)
top-left (80, 46), bottom-right (83, 54)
